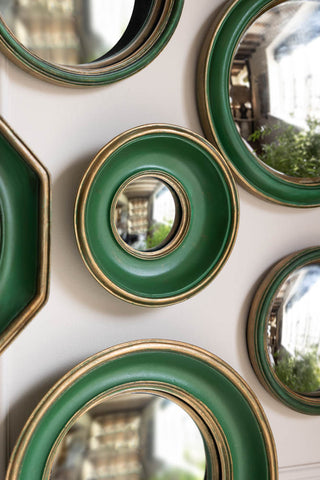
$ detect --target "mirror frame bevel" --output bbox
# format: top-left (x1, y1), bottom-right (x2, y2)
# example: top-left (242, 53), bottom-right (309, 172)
top-left (247, 246), bottom-right (320, 414)
top-left (0, 116), bottom-right (50, 354)
top-left (74, 123), bottom-right (239, 307)
top-left (0, 0), bottom-right (184, 86)
top-left (197, 0), bottom-right (320, 207)
top-left (5, 339), bottom-right (278, 480)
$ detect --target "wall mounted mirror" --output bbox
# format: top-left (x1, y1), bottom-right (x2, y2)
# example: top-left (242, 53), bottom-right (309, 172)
top-left (0, 116), bottom-right (49, 354)
top-left (5, 340), bottom-right (278, 479)
top-left (49, 392), bottom-right (207, 480)
top-left (74, 124), bottom-right (239, 306)
top-left (197, 0), bottom-right (320, 206)
top-left (247, 247), bottom-right (320, 413)
top-left (0, 0), bottom-right (184, 86)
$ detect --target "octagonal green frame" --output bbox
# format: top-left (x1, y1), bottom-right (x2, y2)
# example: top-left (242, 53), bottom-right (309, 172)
top-left (197, 0), bottom-right (320, 207)
top-left (247, 247), bottom-right (320, 414)
top-left (6, 340), bottom-right (278, 479)
top-left (0, 0), bottom-right (184, 86)
top-left (0, 117), bottom-right (50, 353)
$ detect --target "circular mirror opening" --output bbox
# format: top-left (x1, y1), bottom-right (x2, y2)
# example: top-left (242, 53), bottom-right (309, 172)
top-left (0, 0), bottom-right (150, 66)
top-left (49, 392), bottom-right (207, 480)
top-left (112, 173), bottom-right (190, 259)
top-left (230, 0), bottom-right (320, 182)
top-left (267, 263), bottom-right (320, 396)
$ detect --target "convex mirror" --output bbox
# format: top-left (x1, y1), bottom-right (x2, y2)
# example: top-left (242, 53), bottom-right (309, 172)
top-left (49, 392), bottom-right (207, 480)
top-left (0, 0), bottom-right (184, 86)
top-left (6, 340), bottom-right (278, 480)
top-left (198, 0), bottom-right (320, 206)
top-left (74, 124), bottom-right (239, 306)
top-left (248, 247), bottom-right (320, 413)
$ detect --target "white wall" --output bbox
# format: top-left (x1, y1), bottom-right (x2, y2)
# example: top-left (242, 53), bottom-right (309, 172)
top-left (1, 1), bottom-right (320, 478)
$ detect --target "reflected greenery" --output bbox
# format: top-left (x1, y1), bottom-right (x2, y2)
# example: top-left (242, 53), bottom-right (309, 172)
top-left (274, 345), bottom-right (320, 394)
top-left (250, 117), bottom-right (320, 178)
top-left (146, 221), bottom-right (173, 249)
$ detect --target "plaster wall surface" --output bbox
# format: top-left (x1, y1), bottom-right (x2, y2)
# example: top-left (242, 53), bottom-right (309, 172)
top-left (0, 1), bottom-right (320, 478)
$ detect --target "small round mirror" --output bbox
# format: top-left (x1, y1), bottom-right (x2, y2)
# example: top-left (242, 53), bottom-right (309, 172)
top-left (267, 263), bottom-right (320, 395)
top-left (49, 392), bottom-right (207, 480)
top-left (0, 0), bottom-right (136, 66)
top-left (112, 174), bottom-right (188, 257)
top-left (230, 0), bottom-right (320, 181)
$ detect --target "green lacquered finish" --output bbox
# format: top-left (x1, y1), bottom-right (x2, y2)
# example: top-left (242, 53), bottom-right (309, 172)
top-left (0, 0), bottom-right (184, 86)
top-left (7, 341), bottom-right (277, 479)
top-left (76, 125), bottom-right (239, 306)
top-left (0, 118), bottom-right (49, 353)
top-left (198, 0), bottom-right (320, 206)
top-left (249, 247), bottom-right (320, 414)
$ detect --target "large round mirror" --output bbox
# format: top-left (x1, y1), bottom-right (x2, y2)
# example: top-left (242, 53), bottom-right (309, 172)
top-left (248, 247), bottom-right (320, 413)
top-left (112, 173), bottom-right (188, 257)
top-left (198, 0), bottom-right (320, 206)
top-left (0, 0), bottom-right (184, 85)
top-left (230, 1), bottom-right (320, 181)
top-left (0, 0), bottom-right (135, 66)
top-left (49, 392), bottom-right (207, 480)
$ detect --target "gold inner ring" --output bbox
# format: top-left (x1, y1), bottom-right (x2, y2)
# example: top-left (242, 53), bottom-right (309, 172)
top-left (110, 171), bottom-right (191, 260)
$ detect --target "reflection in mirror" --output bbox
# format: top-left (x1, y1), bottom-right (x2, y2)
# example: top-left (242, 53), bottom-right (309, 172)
top-left (114, 176), bottom-right (181, 253)
top-left (267, 263), bottom-right (320, 395)
top-left (230, 1), bottom-right (320, 179)
top-left (0, 0), bottom-right (136, 65)
top-left (49, 392), bottom-right (207, 480)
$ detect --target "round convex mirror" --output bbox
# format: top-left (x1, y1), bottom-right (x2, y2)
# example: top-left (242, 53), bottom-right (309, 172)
top-left (0, 0), bottom-right (184, 85)
top-left (248, 247), bottom-right (320, 413)
top-left (0, 0), bottom-right (135, 66)
top-left (49, 392), bottom-right (207, 480)
top-left (112, 174), bottom-right (187, 257)
top-left (266, 263), bottom-right (320, 395)
top-left (230, 1), bottom-right (320, 181)
top-left (198, 0), bottom-right (320, 206)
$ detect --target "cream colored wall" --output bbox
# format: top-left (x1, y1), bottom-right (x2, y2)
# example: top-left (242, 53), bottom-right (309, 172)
top-left (1, 1), bottom-right (320, 478)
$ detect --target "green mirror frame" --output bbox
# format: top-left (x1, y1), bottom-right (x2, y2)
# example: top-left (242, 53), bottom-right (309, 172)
top-left (74, 124), bottom-right (239, 307)
top-left (247, 247), bottom-right (320, 414)
top-left (6, 340), bottom-right (278, 480)
top-left (0, 117), bottom-right (50, 354)
top-left (197, 0), bottom-right (320, 207)
top-left (0, 0), bottom-right (184, 86)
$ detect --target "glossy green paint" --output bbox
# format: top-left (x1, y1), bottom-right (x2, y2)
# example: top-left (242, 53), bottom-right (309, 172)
top-left (252, 247), bottom-right (320, 414)
top-left (15, 346), bottom-right (273, 479)
top-left (200, 0), bottom-right (320, 206)
top-left (0, 132), bottom-right (39, 334)
top-left (0, 0), bottom-right (184, 86)
top-left (84, 132), bottom-right (237, 300)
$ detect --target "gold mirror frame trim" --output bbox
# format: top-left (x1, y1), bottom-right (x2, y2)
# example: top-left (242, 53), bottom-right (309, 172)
top-left (247, 247), bottom-right (320, 413)
top-left (0, 0), bottom-right (183, 86)
top-left (74, 124), bottom-right (239, 307)
top-left (197, 0), bottom-right (320, 207)
top-left (0, 117), bottom-right (50, 354)
top-left (6, 340), bottom-right (278, 480)
top-left (110, 171), bottom-right (191, 260)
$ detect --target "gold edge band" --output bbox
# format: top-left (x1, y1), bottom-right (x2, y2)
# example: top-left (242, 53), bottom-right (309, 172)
top-left (0, 117), bottom-right (50, 354)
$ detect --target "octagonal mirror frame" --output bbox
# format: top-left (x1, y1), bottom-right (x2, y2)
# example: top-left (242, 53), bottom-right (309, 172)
top-left (0, 117), bottom-right (50, 353)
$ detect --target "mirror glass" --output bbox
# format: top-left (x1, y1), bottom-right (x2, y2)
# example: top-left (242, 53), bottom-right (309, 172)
top-left (0, 0), bottom-right (136, 66)
top-left (114, 176), bottom-right (181, 253)
top-left (49, 392), bottom-right (207, 480)
top-left (266, 263), bottom-right (320, 395)
top-left (230, 0), bottom-right (320, 179)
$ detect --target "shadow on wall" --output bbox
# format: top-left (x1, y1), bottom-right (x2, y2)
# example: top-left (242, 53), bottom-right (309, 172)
top-left (53, 158), bottom-right (149, 318)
